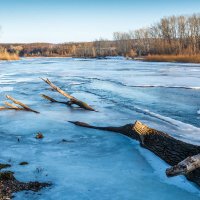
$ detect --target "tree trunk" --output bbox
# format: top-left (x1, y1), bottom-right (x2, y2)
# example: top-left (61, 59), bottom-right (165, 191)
top-left (69, 120), bottom-right (200, 187)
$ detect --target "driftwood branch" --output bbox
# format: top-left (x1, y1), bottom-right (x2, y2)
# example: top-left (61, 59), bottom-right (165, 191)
top-left (41, 78), bottom-right (73, 99)
top-left (0, 95), bottom-right (39, 113)
top-left (41, 94), bottom-right (58, 103)
top-left (41, 78), bottom-right (95, 111)
top-left (41, 94), bottom-right (68, 105)
top-left (0, 106), bottom-right (22, 111)
top-left (166, 154), bottom-right (200, 177)
top-left (4, 102), bottom-right (22, 110)
top-left (69, 120), bottom-right (200, 187)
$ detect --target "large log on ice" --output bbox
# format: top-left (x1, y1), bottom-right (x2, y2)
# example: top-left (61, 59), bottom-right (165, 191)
top-left (69, 120), bottom-right (200, 187)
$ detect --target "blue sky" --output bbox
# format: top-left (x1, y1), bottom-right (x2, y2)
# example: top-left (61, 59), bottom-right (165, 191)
top-left (0, 0), bottom-right (200, 43)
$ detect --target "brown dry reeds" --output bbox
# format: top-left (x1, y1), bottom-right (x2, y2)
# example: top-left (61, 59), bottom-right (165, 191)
top-left (0, 51), bottom-right (19, 61)
top-left (145, 54), bottom-right (200, 63)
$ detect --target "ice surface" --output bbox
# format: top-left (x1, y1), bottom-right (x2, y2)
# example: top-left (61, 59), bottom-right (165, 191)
top-left (0, 57), bottom-right (200, 199)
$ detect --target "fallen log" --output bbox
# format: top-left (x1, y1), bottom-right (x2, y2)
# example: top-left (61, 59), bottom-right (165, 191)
top-left (0, 95), bottom-right (39, 113)
top-left (41, 78), bottom-right (96, 111)
top-left (166, 153), bottom-right (200, 177)
top-left (69, 120), bottom-right (200, 187)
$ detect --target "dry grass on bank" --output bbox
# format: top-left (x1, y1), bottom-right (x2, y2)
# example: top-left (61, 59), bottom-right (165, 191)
top-left (145, 54), bottom-right (200, 63)
top-left (0, 51), bottom-right (19, 61)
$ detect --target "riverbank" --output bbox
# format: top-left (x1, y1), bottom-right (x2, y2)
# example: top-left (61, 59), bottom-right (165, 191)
top-left (0, 172), bottom-right (50, 199)
top-left (0, 52), bottom-right (19, 61)
top-left (2, 54), bottom-right (200, 64)
top-left (144, 55), bottom-right (200, 64)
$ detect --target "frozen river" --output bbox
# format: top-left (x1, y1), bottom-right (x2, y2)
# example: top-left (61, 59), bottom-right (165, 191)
top-left (0, 57), bottom-right (200, 199)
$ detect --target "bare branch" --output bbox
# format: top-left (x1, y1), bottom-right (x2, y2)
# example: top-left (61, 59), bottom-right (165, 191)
top-left (5, 95), bottom-right (39, 113)
top-left (41, 78), bottom-right (96, 111)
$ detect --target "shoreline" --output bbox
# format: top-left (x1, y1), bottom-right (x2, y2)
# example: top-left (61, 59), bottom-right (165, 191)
top-left (1, 55), bottom-right (200, 64)
top-left (142, 55), bottom-right (200, 64)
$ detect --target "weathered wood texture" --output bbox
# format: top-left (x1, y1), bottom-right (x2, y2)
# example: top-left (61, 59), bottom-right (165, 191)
top-left (0, 95), bottom-right (39, 113)
top-left (41, 78), bottom-right (96, 111)
top-left (166, 153), bottom-right (200, 177)
top-left (41, 94), bottom-right (68, 104)
top-left (69, 120), bottom-right (200, 187)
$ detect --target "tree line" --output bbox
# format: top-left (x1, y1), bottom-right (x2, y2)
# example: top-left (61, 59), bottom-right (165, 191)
top-left (1, 13), bottom-right (200, 58)
top-left (114, 13), bottom-right (200, 56)
top-left (0, 40), bottom-right (117, 58)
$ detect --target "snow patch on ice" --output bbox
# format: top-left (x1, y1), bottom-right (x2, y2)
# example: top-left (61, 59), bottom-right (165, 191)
top-left (136, 108), bottom-right (200, 144)
top-left (136, 144), bottom-right (200, 195)
top-left (0, 86), bottom-right (13, 92)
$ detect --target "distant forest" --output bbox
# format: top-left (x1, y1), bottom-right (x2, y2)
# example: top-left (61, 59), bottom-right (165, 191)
top-left (0, 13), bottom-right (200, 58)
